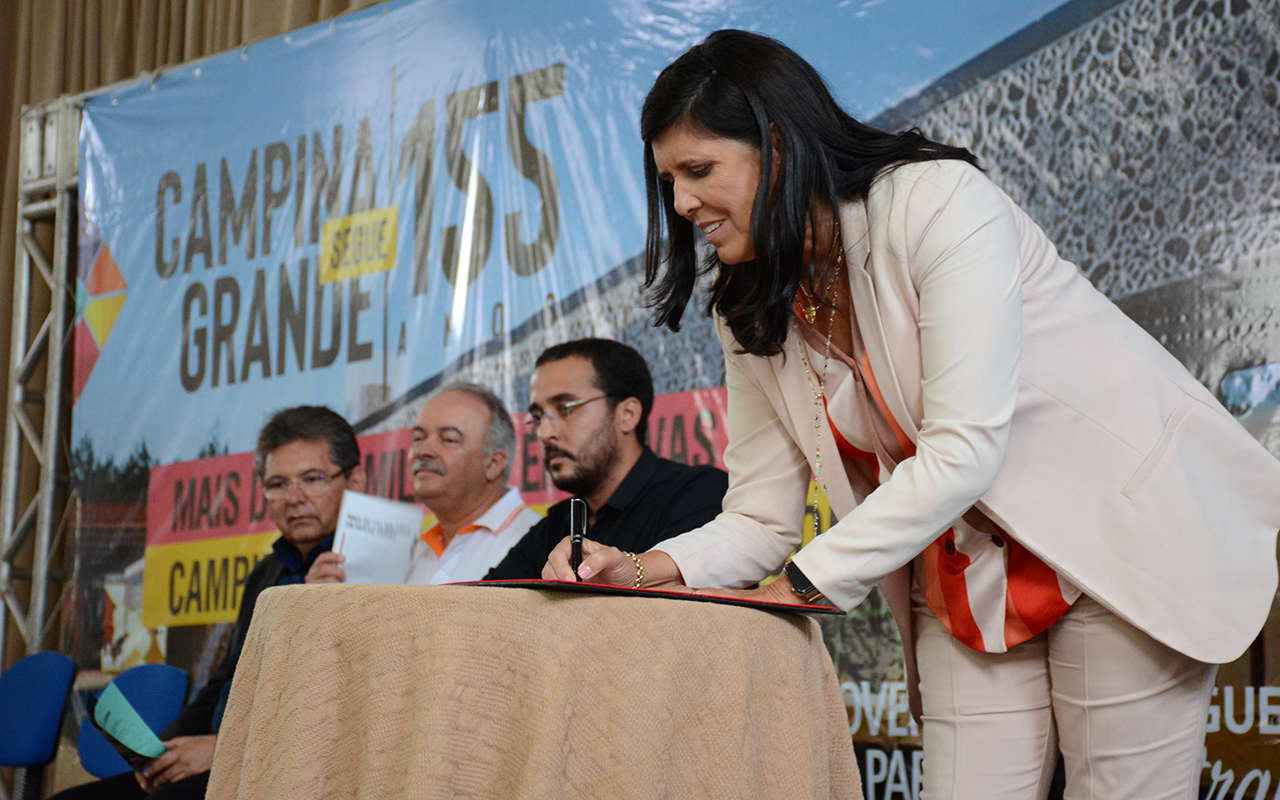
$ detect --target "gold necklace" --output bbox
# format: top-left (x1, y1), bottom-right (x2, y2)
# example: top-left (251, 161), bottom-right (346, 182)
top-left (798, 224), bottom-right (844, 324)
top-left (798, 223), bottom-right (844, 539)
top-left (797, 283), bottom-right (821, 325)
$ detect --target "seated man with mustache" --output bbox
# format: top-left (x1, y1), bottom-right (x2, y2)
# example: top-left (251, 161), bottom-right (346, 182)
top-left (484, 339), bottom-right (728, 580)
top-left (308, 383), bottom-right (540, 585)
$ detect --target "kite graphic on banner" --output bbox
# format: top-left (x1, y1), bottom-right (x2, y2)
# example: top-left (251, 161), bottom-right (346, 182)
top-left (74, 238), bottom-right (129, 403)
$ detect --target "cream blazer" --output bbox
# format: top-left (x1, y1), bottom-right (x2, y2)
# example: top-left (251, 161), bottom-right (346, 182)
top-left (655, 160), bottom-right (1280, 676)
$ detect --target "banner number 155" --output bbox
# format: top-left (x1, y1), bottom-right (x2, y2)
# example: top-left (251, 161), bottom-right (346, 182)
top-left (399, 63), bottom-right (565, 293)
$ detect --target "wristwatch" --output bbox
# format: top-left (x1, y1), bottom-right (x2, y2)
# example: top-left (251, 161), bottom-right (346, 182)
top-left (783, 561), bottom-right (827, 604)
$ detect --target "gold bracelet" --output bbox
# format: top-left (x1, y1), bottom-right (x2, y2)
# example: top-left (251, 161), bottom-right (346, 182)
top-left (622, 551), bottom-right (643, 588)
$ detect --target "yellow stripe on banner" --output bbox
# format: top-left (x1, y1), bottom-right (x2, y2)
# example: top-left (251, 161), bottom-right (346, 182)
top-left (142, 533), bottom-right (278, 628)
top-left (320, 206), bottom-right (399, 283)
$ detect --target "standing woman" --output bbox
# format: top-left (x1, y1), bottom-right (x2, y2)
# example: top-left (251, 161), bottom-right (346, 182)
top-left (546, 30), bottom-right (1280, 800)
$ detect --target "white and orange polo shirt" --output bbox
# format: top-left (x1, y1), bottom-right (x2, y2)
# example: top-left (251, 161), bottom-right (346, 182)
top-left (405, 487), bottom-right (542, 585)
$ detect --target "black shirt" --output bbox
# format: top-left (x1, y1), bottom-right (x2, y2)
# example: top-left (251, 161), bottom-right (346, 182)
top-left (270, 532), bottom-right (332, 585)
top-left (484, 449), bottom-right (728, 580)
top-left (162, 534), bottom-right (332, 738)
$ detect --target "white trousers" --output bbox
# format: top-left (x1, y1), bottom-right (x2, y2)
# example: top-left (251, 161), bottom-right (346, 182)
top-left (914, 594), bottom-right (1217, 800)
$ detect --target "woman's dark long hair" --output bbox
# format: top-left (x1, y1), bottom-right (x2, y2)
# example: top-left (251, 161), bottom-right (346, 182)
top-left (642, 29), bottom-right (978, 356)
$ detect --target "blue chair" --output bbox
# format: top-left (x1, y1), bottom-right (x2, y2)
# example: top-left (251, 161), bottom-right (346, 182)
top-left (77, 663), bottom-right (188, 778)
top-left (0, 651), bottom-right (76, 770)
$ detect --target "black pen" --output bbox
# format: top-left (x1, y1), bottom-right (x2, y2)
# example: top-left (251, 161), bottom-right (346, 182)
top-left (569, 497), bottom-right (586, 581)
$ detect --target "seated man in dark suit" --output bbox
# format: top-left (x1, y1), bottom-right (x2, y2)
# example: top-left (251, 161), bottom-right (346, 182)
top-left (53, 406), bottom-right (365, 800)
top-left (485, 338), bottom-right (727, 580)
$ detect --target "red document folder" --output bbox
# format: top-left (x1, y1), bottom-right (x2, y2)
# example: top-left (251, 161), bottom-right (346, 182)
top-left (462, 579), bottom-right (845, 615)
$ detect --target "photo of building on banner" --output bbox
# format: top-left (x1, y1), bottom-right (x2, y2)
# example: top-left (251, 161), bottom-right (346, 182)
top-left (65, 0), bottom-right (1280, 796)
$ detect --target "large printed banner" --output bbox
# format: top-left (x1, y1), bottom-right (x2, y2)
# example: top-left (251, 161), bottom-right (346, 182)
top-left (75, 0), bottom-right (1066, 625)
top-left (72, 0), bottom-right (1280, 794)
top-left (74, 0), bottom-right (1068, 466)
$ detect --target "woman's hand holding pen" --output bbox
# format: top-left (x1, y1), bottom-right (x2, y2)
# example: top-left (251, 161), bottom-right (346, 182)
top-left (542, 536), bottom-right (687, 590)
top-left (541, 537), bottom-right (808, 605)
top-left (543, 536), bottom-right (638, 584)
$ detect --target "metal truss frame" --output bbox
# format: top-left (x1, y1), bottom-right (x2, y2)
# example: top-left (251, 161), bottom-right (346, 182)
top-left (1, 95), bottom-right (80, 800)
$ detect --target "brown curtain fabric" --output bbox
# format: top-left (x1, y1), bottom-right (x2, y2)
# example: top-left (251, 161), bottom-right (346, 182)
top-left (0, 0), bottom-right (385, 661)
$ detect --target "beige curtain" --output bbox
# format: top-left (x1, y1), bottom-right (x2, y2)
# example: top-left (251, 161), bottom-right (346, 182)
top-left (0, 0), bottom-right (385, 663)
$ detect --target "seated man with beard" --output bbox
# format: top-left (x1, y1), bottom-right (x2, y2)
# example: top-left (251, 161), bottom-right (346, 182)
top-left (485, 339), bottom-right (728, 580)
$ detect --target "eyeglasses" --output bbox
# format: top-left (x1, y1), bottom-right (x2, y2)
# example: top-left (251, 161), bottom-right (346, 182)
top-left (261, 467), bottom-right (351, 500)
top-left (523, 394), bottom-right (610, 431)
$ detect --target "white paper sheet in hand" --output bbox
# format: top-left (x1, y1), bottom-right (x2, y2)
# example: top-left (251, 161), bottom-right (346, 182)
top-left (333, 490), bottom-right (424, 584)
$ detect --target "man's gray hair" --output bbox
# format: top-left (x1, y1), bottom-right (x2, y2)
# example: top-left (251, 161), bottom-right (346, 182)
top-left (431, 382), bottom-right (516, 481)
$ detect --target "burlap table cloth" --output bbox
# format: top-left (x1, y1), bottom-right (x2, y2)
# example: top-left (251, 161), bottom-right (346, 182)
top-left (205, 583), bottom-right (862, 799)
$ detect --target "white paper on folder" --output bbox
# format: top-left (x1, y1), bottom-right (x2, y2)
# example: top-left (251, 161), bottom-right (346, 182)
top-left (333, 490), bottom-right (424, 584)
